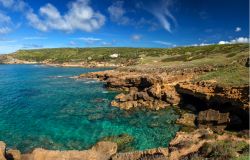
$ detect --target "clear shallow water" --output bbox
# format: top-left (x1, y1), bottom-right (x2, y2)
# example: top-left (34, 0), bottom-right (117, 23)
top-left (0, 64), bottom-right (180, 153)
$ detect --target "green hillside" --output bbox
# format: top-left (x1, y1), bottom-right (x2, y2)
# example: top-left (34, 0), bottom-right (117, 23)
top-left (12, 44), bottom-right (249, 65)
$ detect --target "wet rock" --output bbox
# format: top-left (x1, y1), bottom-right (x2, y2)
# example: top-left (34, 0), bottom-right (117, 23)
top-left (6, 149), bottom-right (21, 160)
top-left (197, 109), bottom-right (230, 133)
top-left (0, 141), bottom-right (6, 160)
top-left (176, 113), bottom-right (196, 127)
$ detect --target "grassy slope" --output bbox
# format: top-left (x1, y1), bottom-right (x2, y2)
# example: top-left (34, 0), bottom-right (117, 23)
top-left (11, 43), bottom-right (249, 86)
top-left (13, 44), bottom-right (248, 63)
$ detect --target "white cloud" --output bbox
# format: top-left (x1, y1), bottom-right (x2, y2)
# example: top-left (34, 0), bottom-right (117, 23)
top-left (108, 1), bottom-right (131, 25)
top-left (131, 34), bottom-right (142, 41)
top-left (218, 41), bottom-right (229, 45)
top-left (235, 27), bottom-right (241, 32)
top-left (199, 43), bottom-right (210, 46)
top-left (218, 37), bottom-right (249, 45)
top-left (25, 0), bottom-right (105, 32)
top-left (153, 40), bottom-right (172, 46)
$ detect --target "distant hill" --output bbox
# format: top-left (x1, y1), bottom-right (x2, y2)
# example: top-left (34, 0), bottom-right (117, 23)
top-left (6, 43), bottom-right (248, 65)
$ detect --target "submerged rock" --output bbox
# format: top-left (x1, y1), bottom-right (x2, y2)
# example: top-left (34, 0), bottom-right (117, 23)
top-left (100, 134), bottom-right (134, 152)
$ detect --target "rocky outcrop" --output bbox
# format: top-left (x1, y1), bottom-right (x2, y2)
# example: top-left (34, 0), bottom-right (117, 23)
top-left (0, 141), bottom-right (117, 160)
top-left (176, 81), bottom-right (249, 110)
top-left (197, 109), bottom-right (230, 133)
top-left (176, 113), bottom-right (196, 127)
top-left (80, 70), bottom-right (184, 110)
top-left (176, 81), bottom-right (249, 130)
top-left (80, 69), bottom-right (249, 130)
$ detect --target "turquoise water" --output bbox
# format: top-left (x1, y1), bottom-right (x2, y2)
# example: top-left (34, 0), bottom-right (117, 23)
top-left (0, 64), bottom-right (179, 153)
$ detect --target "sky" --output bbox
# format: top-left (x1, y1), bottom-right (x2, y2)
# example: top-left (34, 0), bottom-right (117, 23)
top-left (0, 0), bottom-right (249, 54)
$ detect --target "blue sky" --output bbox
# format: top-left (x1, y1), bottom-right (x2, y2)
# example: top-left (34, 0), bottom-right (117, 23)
top-left (0, 0), bottom-right (249, 54)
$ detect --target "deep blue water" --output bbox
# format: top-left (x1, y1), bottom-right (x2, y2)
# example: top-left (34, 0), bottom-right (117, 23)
top-left (0, 64), bottom-right (179, 153)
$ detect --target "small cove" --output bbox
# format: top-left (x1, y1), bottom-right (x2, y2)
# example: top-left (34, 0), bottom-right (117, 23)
top-left (0, 64), bottom-right (180, 153)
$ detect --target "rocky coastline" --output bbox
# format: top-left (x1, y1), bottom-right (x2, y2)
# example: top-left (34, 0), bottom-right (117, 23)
top-left (77, 64), bottom-right (249, 159)
top-left (0, 49), bottom-right (249, 159)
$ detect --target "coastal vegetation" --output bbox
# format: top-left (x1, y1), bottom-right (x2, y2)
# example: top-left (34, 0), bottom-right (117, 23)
top-left (10, 43), bottom-right (248, 64)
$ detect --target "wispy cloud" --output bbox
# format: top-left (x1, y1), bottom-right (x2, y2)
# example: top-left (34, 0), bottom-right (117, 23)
top-left (0, 12), bottom-right (12, 34)
top-left (22, 44), bottom-right (43, 49)
top-left (69, 41), bottom-right (77, 46)
top-left (153, 40), bottom-right (172, 46)
top-left (0, 38), bottom-right (16, 42)
top-left (108, 1), bottom-right (132, 25)
top-left (0, 27), bottom-right (11, 34)
top-left (76, 37), bottom-right (102, 44)
top-left (0, 0), bottom-right (27, 11)
top-left (131, 34), bottom-right (142, 41)
top-left (23, 36), bottom-right (47, 40)
top-left (139, 0), bottom-right (176, 32)
top-left (0, 12), bottom-right (11, 23)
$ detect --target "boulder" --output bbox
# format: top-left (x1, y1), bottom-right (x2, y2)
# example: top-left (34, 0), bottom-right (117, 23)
top-left (176, 113), bottom-right (196, 127)
top-left (0, 141), bottom-right (6, 160)
top-left (197, 109), bottom-right (230, 133)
